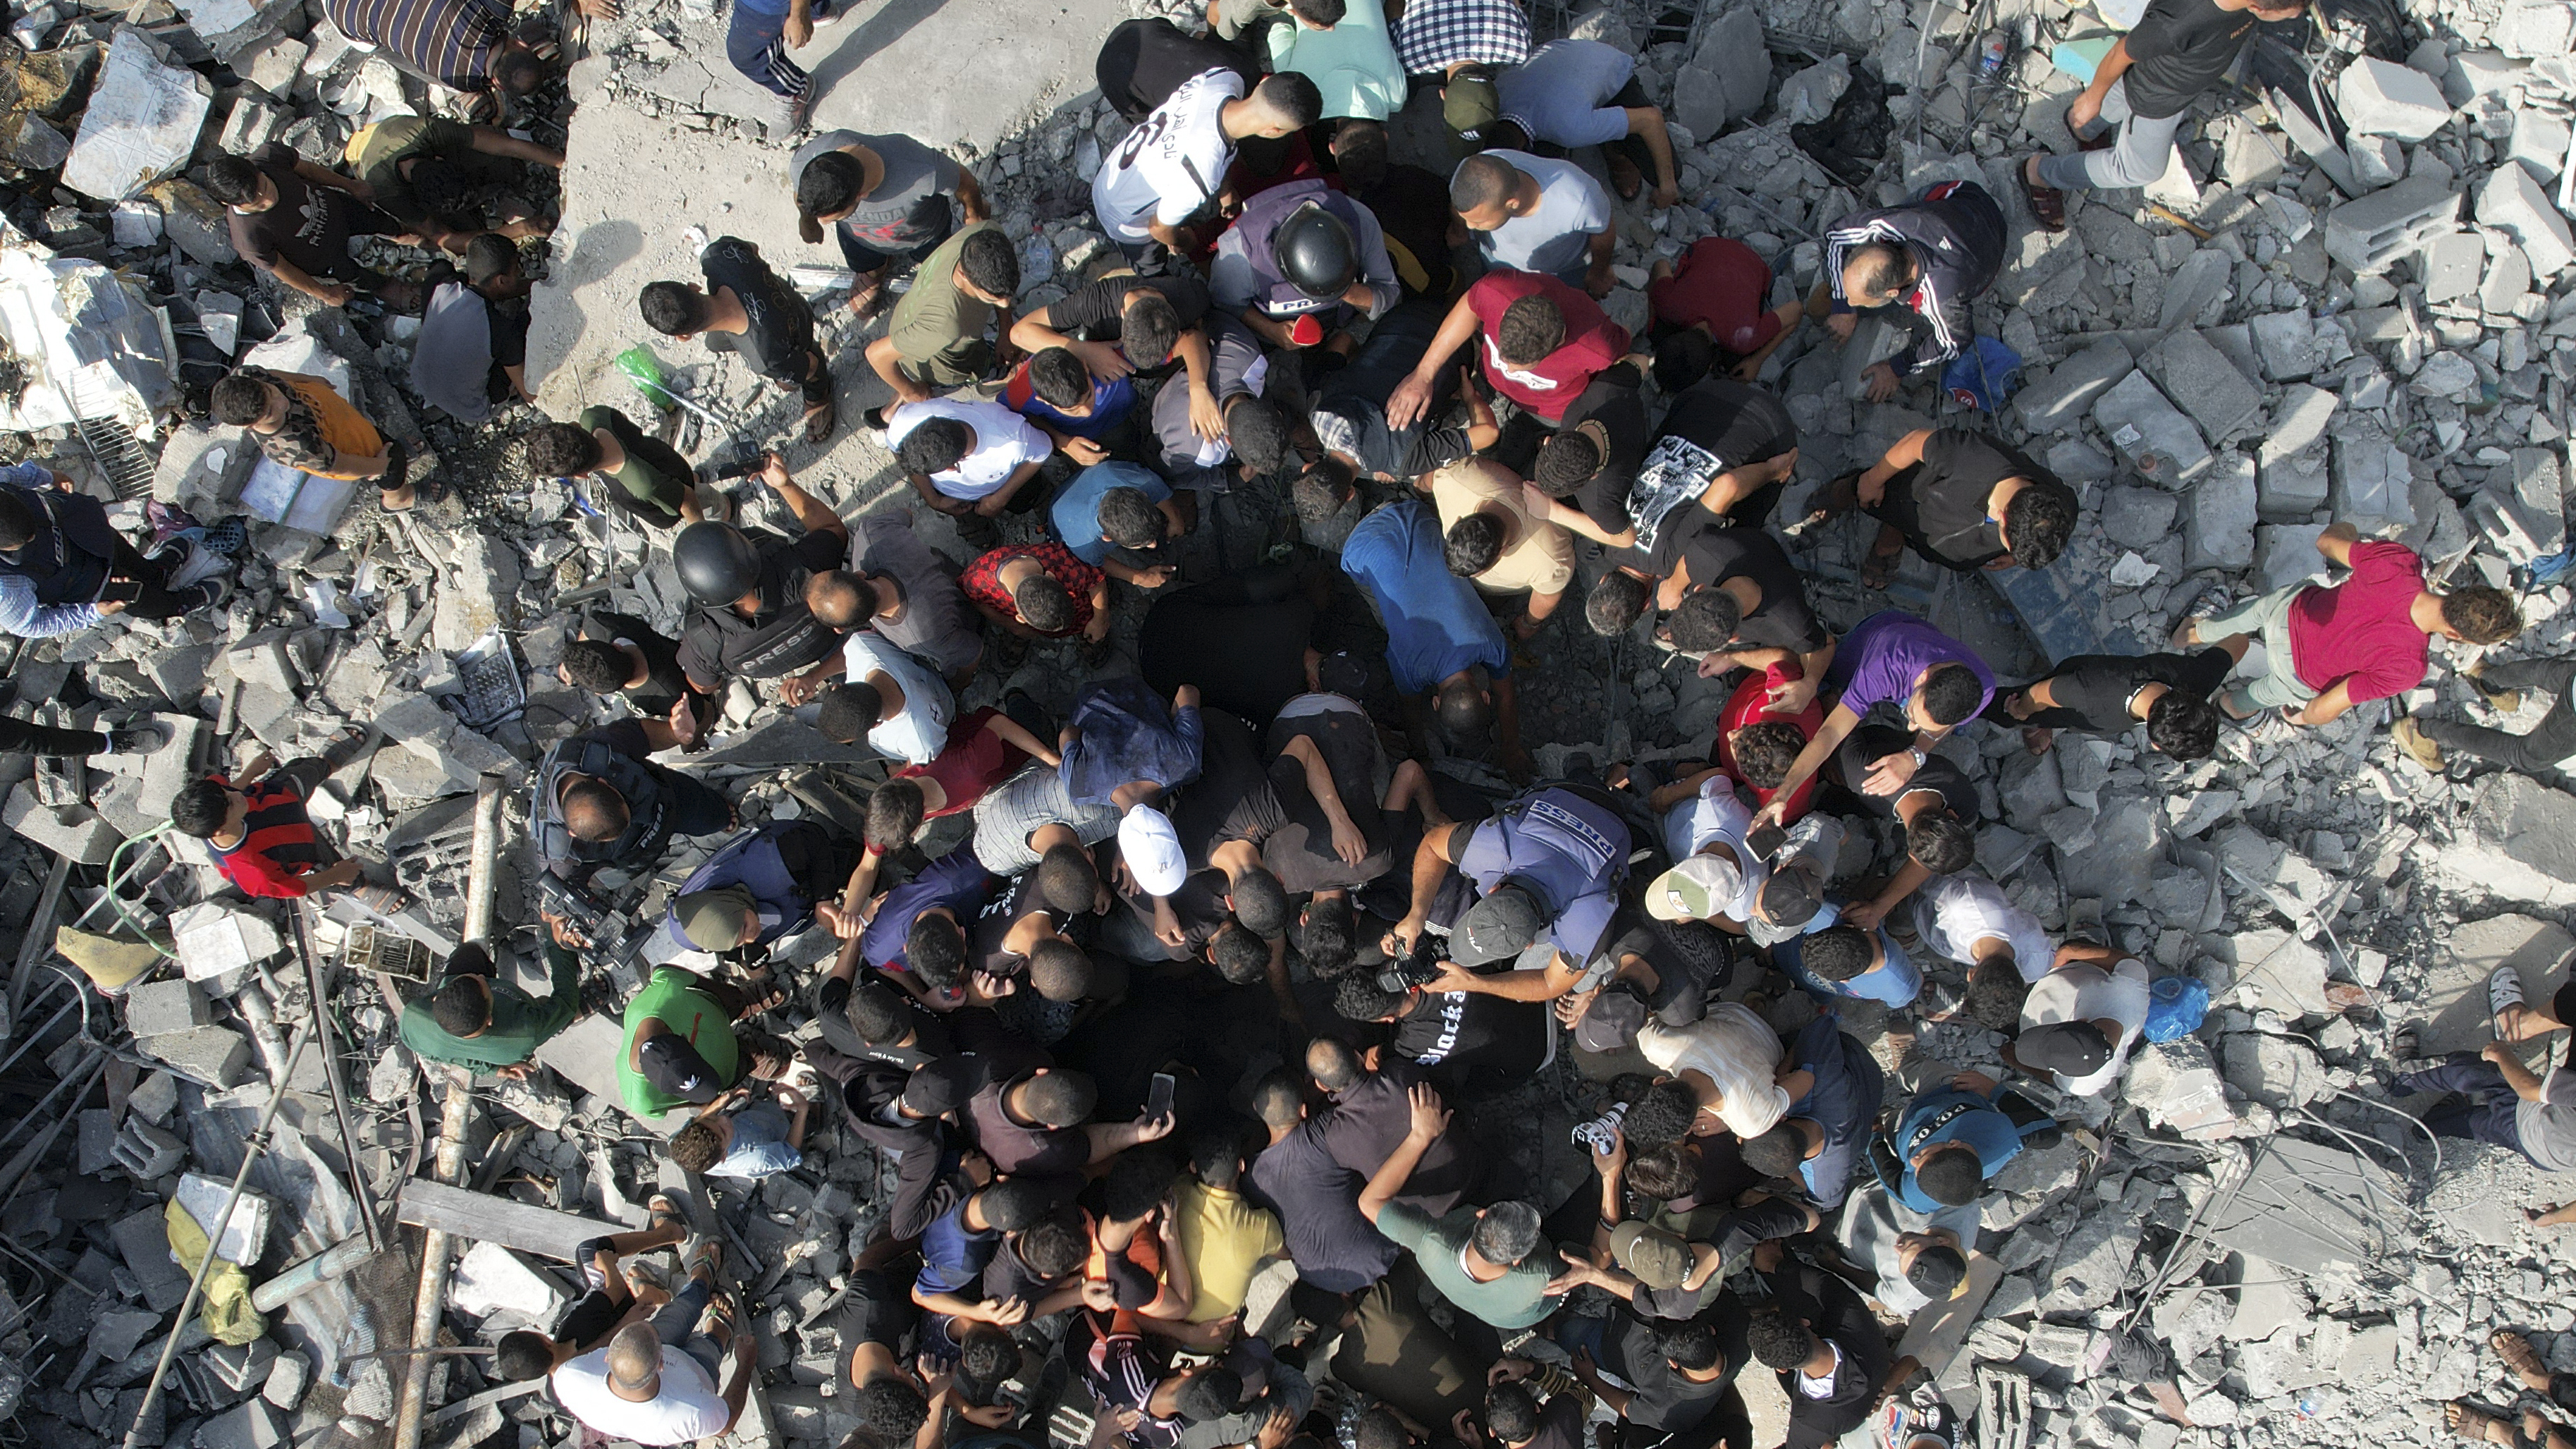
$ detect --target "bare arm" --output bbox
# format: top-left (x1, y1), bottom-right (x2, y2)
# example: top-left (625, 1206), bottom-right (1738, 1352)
top-left (1386, 293), bottom-right (1483, 429)
top-left (982, 711), bottom-right (1063, 767)
top-left (467, 126), bottom-right (565, 167)
top-left (1755, 702), bottom-right (1861, 829)
top-left (265, 257), bottom-right (351, 305)
top-left (1357, 1084), bottom-right (1450, 1224)
top-left (1583, 229), bottom-right (1615, 297)
top-left (1626, 105), bottom-right (1679, 203)
top-left (761, 454), bottom-right (847, 538)
top-left (1281, 734), bottom-right (1368, 864)
top-left (1854, 429), bottom-right (1933, 506)
top-left (329, 448), bottom-right (393, 479)
top-left (1461, 380), bottom-right (1502, 453)
top-left (954, 171), bottom-right (990, 223)
top-left (2288, 678), bottom-right (2357, 726)
top-left (1391, 821), bottom-right (1465, 952)
top-left (292, 159), bottom-right (365, 196)
top-left (2315, 520), bottom-right (2361, 568)
top-left (867, 335), bottom-right (933, 405)
top-left (976, 460), bottom-right (1047, 518)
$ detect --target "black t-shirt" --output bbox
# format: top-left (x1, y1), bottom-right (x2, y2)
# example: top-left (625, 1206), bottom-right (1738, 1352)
top-left (1169, 709), bottom-right (1288, 869)
top-left (489, 298), bottom-right (531, 369)
top-left (1603, 1301), bottom-right (1748, 1432)
top-left (1347, 166), bottom-right (1456, 298)
top-left (1315, 1071), bottom-right (1482, 1213)
top-left (676, 528), bottom-right (847, 685)
top-left (969, 872), bottom-right (1055, 982)
top-left (1043, 274), bottom-right (1213, 376)
top-left (583, 609), bottom-right (698, 716)
top-left (833, 1270), bottom-right (918, 1382)
top-left (815, 973), bottom-right (958, 1063)
top-left (1096, 18), bottom-right (1262, 119)
top-left (232, 143), bottom-right (368, 276)
top-left (1638, 379), bottom-right (1798, 537)
top-left (1879, 429), bottom-right (2063, 573)
top-left (1390, 990), bottom-right (1546, 1079)
top-left (2035, 647), bottom-right (2235, 733)
top-left (1677, 527), bottom-right (1829, 653)
top-left (2121, 0), bottom-right (2262, 118)
top-left (700, 236), bottom-right (820, 388)
top-left (1831, 723), bottom-right (1980, 822)
top-left (1557, 364), bottom-right (1654, 537)
top-left (1521, 1393), bottom-right (1586, 1449)
top-left (1139, 593), bottom-right (1316, 728)
top-left (1262, 700), bottom-right (1394, 893)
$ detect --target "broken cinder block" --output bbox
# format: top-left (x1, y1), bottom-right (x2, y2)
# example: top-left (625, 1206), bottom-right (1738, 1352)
top-left (2322, 175), bottom-right (2462, 275)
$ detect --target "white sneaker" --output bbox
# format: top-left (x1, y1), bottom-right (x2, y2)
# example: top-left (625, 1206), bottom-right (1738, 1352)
top-left (164, 541), bottom-right (228, 592)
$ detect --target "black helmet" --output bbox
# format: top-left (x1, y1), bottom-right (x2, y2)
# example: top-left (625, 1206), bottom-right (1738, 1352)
top-left (673, 522), bottom-right (762, 605)
top-left (1272, 202), bottom-right (1357, 300)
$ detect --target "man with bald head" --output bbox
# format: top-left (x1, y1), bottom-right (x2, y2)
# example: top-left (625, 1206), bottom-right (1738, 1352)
top-left (551, 1241), bottom-right (754, 1443)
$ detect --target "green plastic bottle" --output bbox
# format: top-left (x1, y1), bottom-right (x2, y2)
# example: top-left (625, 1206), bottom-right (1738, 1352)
top-left (615, 346), bottom-right (676, 409)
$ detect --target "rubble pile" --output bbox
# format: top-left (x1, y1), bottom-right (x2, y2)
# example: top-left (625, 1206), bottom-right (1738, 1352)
top-left (1, 0), bottom-right (2575, 1444)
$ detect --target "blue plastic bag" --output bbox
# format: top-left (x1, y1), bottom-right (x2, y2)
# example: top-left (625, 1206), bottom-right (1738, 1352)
top-left (2143, 976), bottom-right (2210, 1043)
top-left (1942, 336), bottom-right (2024, 412)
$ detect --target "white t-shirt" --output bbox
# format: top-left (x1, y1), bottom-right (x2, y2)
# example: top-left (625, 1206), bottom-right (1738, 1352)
top-left (1912, 873), bottom-right (2054, 983)
top-left (883, 398), bottom-right (1050, 501)
top-left (1636, 1001), bottom-right (1789, 1139)
top-left (1658, 774), bottom-right (1766, 924)
top-left (841, 630), bottom-right (956, 766)
top-left (1471, 150), bottom-right (1611, 282)
top-left (2019, 956), bottom-right (2152, 1096)
top-left (1093, 68), bottom-right (1244, 244)
top-left (552, 1348), bottom-right (729, 1445)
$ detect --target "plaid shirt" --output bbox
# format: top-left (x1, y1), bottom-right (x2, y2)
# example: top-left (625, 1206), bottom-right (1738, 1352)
top-left (959, 542), bottom-right (1102, 639)
top-left (1395, 0), bottom-right (1531, 73)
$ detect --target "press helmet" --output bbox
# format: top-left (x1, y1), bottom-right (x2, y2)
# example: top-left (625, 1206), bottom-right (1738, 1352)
top-left (673, 522), bottom-right (762, 605)
top-left (1272, 202), bottom-right (1358, 300)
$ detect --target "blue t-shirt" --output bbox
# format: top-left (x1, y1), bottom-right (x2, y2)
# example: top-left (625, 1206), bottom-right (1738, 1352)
top-left (861, 845), bottom-right (998, 972)
top-left (1340, 499), bottom-right (1511, 695)
top-left (914, 1195), bottom-right (1002, 1297)
top-left (1784, 1015), bottom-right (1886, 1211)
top-left (1050, 461), bottom-right (1172, 566)
top-left (711, 1103), bottom-right (804, 1180)
top-left (1013, 371), bottom-right (1138, 445)
top-left (1773, 900), bottom-right (1923, 1008)
top-left (1885, 1086), bottom-right (2034, 1214)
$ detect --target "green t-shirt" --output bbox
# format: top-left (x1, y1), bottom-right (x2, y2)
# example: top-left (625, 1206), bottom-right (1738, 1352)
top-left (348, 116), bottom-right (476, 230)
top-left (888, 220), bottom-right (1003, 367)
top-left (397, 938), bottom-right (583, 1071)
top-left (616, 965), bottom-right (742, 1116)
top-left (1373, 1201), bottom-right (1554, 1329)
top-left (577, 405), bottom-right (694, 521)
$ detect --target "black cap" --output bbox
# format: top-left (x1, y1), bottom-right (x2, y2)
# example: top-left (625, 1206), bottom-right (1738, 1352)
top-left (2018, 1020), bottom-right (2114, 1077)
top-left (1452, 881), bottom-right (1544, 967)
top-left (1574, 980), bottom-right (1651, 1053)
top-left (637, 1033), bottom-right (723, 1105)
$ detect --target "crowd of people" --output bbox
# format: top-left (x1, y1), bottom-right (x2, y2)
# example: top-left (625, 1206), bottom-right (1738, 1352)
top-left (6, 0), bottom-right (2568, 1445)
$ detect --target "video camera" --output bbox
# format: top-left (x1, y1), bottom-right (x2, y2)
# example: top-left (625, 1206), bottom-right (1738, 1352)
top-left (1376, 928), bottom-right (1449, 996)
top-left (537, 873), bottom-right (658, 970)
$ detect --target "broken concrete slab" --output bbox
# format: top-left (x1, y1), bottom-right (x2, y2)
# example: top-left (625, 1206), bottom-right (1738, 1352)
top-left (448, 1240), bottom-right (566, 1320)
top-left (2324, 175), bottom-right (2463, 274)
top-left (2145, 329), bottom-right (2264, 444)
top-left (2331, 425), bottom-right (2417, 531)
top-left (2335, 56), bottom-right (2454, 142)
top-left (60, 28), bottom-right (212, 202)
top-left (2201, 1137), bottom-right (2403, 1280)
top-left (2013, 338), bottom-right (2133, 434)
top-left (2438, 774), bottom-right (2576, 907)
top-left (2478, 161), bottom-right (2576, 279)
top-left (2092, 369), bottom-right (2214, 485)
top-left (396, 1180), bottom-right (620, 1262)
top-left (2188, 453), bottom-right (2259, 571)
top-left (2417, 914), bottom-right (2576, 1056)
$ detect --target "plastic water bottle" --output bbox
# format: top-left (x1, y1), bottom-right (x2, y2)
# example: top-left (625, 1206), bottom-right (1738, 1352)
top-left (1979, 31), bottom-right (2008, 76)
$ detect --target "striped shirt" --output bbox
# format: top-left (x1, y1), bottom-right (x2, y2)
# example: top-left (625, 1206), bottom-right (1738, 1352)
top-left (206, 772), bottom-right (328, 898)
top-left (325, 0), bottom-right (513, 90)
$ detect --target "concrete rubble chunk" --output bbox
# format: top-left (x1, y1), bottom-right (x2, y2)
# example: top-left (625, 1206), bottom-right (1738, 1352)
top-left (111, 1118), bottom-right (188, 1178)
top-left (2158, 247), bottom-right (2233, 329)
top-left (2335, 56), bottom-right (2454, 142)
top-left (262, 1351), bottom-right (311, 1411)
top-left (2013, 338), bottom-right (2133, 433)
top-left (123, 978), bottom-right (211, 1038)
top-left (2224, 1032), bottom-right (2330, 1108)
top-left (2331, 426), bottom-right (2417, 530)
top-left (2145, 329), bottom-right (2264, 443)
top-left (2418, 914), bottom-right (2576, 1055)
top-left (2258, 523), bottom-right (2329, 587)
top-left (169, 901), bottom-right (284, 981)
top-left (2482, 243), bottom-right (2533, 314)
top-left (195, 1398), bottom-right (281, 1449)
top-left (137, 1023), bottom-right (254, 1089)
top-left (2496, 0), bottom-right (2576, 59)
top-left (2469, 448), bottom-right (2569, 563)
top-left (2510, 109), bottom-right (2571, 185)
top-left (448, 1240), bottom-right (566, 1320)
top-left (2247, 311), bottom-right (2317, 379)
top-left (1671, 7), bottom-right (1767, 139)
top-left (2419, 230), bottom-right (2485, 303)
top-left (2439, 774), bottom-right (2576, 907)
top-left (2323, 175), bottom-right (2462, 274)
top-left (2187, 453), bottom-right (2259, 570)
top-left (2127, 1038), bottom-right (2238, 1139)
top-left (61, 28), bottom-right (213, 201)
top-left (2092, 370), bottom-right (2213, 484)
top-left (2478, 161), bottom-right (2576, 278)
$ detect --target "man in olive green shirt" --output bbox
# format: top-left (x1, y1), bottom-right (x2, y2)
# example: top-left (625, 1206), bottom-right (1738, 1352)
top-left (863, 223), bottom-right (1022, 407)
top-left (1357, 1080), bottom-right (1560, 1336)
top-left (398, 934), bottom-right (583, 1077)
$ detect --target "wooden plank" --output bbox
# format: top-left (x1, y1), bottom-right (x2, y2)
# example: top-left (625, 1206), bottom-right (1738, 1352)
top-left (395, 1180), bottom-right (616, 1262)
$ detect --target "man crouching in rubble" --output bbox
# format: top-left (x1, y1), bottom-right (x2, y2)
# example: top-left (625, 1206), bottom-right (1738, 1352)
top-left (0, 463), bottom-right (234, 635)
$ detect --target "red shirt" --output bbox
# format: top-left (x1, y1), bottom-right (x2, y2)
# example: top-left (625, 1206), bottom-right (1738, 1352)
top-left (961, 542), bottom-right (1104, 639)
top-left (1715, 662), bottom-right (1826, 822)
top-left (1465, 269), bottom-right (1629, 422)
top-left (2286, 539), bottom-right (2429, 702)
top-left (204, 771), bottom-right (326, 898)
top-left (1649, 238), bottom-right (1783, 360)
top-left (894, 707), bottom-right (1033, 819)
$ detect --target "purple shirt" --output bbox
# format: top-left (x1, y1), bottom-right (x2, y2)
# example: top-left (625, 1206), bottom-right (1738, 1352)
top-left (1821, 611), bottom-right (1994, 721)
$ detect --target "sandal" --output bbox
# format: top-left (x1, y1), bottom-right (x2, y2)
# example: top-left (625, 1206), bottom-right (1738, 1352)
top-left (2021, 164), bottom-right (2068, 233)
top-left (682, 1235), bottom-right (723, 1283)
top-left (802, 401), bottom-right (838, 444)
top-left (2491, 966), bottom-right (2528, 1038)
top-left (644, 1191), bottom-right (685, 1236)
top-left (2446, 1403), bottom-right (2516, 1448)
top-left (1860, 539), bottom-right (1904, 591)
top-left (2494, 1330), bottom-right (2549, 1383)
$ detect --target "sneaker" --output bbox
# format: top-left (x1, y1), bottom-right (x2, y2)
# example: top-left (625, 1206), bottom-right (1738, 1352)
top-left (202, 518), bottom-right (247, 556)
top-left (184, 577), bottom-right (233, 611)
top-left (164, 541), bottom-right (228, 592)
top-left (104, 721), bottom-right (172, 754)
top-left (2391, 716), bottom-right (2445, 771)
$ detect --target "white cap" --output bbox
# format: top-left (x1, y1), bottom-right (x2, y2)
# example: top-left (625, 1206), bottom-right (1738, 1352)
top-left (1119, 805), bottom-right (1189, 895)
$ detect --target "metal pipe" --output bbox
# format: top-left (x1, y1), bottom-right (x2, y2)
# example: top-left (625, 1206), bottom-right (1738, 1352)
top-left (249, 1233), bottom-right (379, 1312)
top-left (291, 902), bottom-right (383, 1254)
top-left (391, 1070), bottom-right (474, 1449)
top-left (118, 1026), bottom-right (314, 1449)
top-left (465, 772), bottom-right (505, 948)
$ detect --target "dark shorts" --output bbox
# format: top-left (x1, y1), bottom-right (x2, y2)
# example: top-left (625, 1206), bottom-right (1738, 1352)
top-left (554, 1287), bottom-right (625, 1351)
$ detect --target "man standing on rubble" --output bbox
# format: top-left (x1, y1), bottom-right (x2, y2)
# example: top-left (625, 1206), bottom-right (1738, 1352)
top-left (639, 236), bottom-right (838, 443)
top-left (399, 932), bottom-right (584, 1077)
top-left (203, 151), bottom-right (426, 313)
top-left (551, 1241), bottom-right (756, 1443)
top-left (670, 456), bottom-right (853, 703)
top-left (1813, 181), bottom-right (2006, 403)
top-left (2017, 0), bottom-right (2310, 231)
